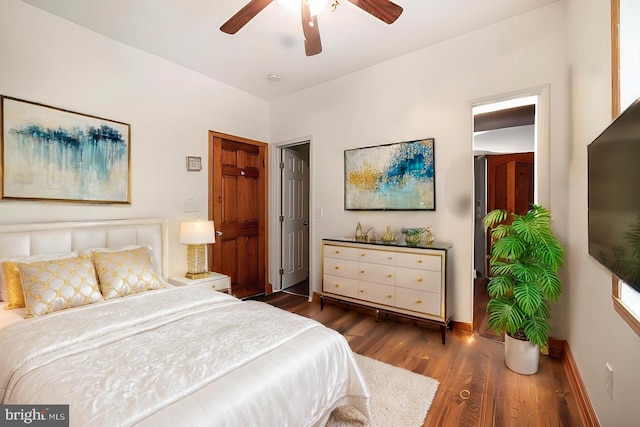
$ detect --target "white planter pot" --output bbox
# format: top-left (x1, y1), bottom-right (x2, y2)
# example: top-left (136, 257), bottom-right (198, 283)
top-left (504, 334), bottom-right (539, 375)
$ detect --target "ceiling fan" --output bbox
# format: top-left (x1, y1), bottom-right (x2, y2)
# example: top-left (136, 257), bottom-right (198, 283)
top-left (220, 0), bottom-right (403, 56)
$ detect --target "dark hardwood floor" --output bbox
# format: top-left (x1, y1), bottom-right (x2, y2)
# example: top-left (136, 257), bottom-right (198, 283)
top-left (282, 278), bottom-right (309, 297)
top-left (258, 292), bottom-right (584, 427)
top-left (473, 277), bottom-right (503, 341)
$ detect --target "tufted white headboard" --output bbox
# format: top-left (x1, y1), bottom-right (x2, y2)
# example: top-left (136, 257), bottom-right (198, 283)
top-left (0, 218), bottom-right (169, 279)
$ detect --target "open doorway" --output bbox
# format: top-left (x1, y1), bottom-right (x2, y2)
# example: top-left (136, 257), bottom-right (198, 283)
top-left (472, 95), bottom-right (537, 340)
top-left (278, 142), bottom-right (310, 297)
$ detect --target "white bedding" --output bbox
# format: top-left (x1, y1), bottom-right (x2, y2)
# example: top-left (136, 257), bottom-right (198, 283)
top-left (0, 302), bottom-right (25, 329)
top-left (0, 286), bottom-right (370, 426)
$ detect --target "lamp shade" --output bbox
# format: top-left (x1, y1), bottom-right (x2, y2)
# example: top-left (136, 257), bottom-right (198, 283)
top-left (180, 220), bottom-right (215, 244)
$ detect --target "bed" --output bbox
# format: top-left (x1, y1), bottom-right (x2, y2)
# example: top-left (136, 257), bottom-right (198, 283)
top-left (0, 219), bottom-right (370, 426)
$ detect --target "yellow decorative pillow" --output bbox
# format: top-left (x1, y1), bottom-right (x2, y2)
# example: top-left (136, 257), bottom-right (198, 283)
top-left (1, 253), bottom-right (79, 310)
top-left (92, 246), bottom-right (163, 299)
top-left (2, 262), bottom-right (25, 310)
top-left (18, 255), bottom-right (103, 317)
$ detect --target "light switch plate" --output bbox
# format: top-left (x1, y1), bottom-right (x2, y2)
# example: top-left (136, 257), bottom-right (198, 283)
top-left (184, 199), bottom-right (199, 212)
top-left (605, 363), bottom-right (613, 400)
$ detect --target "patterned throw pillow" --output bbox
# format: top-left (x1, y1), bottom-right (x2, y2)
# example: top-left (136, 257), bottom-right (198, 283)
top-left (1, 253), bottom-right (79, 310)
top-left (92, 246), bottom-right (163, 299)
top-left (18, 255), bottom-right (103, 317)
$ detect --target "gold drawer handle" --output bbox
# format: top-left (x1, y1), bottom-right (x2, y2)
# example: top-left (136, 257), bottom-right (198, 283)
top-left (334, 266), bottom-right (340, 270)
top-left (387, 274), bottom-right (393, 278)
top-left (335, 250), bottom-right (340, 254)
top-left (334, 284), bottom-right (340, 288)
top-left (416, 300), bottom-right (423, 304)
top-left (360, 289), bottom-right (365, 293)
top-left (418, 259), bottom-right (423, 264)
top-left (418, 278), bottom-right (424, 282)
top-left (361, 253), bottom-right (366, 257)
top-left (361, 270), bottom-right (365, 273)
top-left (387, 294), bottom-right (393, 298)
top-left (388, 256), bottom-right (393, 260)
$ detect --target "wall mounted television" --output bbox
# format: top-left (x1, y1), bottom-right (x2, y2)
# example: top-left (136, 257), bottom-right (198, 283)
top-left (588, 97), bottom-right (640, 292)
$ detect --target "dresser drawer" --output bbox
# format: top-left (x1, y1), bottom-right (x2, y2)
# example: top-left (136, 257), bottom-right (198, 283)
top-left (323, 274), bottom-right (358, 298)
top-left (324, 245), bottom-right (358, 261)
top-left (357, 281), bottom-right (395, 306)
top-left (323, 257), bottom-right (358, 279)
top-left (358, 262), bottom-right (395, 286)
top-left (396, 252), bottom-right (441, 271)
top-left (395, 267), bottom-right (442, 293)
top-left (358, 248), bottom-right (395, 265)
top-left (395, 288), bottom-right (441, 317)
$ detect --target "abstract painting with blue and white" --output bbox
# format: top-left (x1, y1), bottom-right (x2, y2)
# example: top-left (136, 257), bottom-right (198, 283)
top-left (345, 139), bottom-right (435, 210)
top-left (2, 97), bottom-right (130, 203)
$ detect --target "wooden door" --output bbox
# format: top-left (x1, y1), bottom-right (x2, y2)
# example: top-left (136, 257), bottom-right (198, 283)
top-left (487, 152), bottom-right (534, 215)
top-left (209, 131), bottom-right (268, 298)
top-left (486, 152), bottom-right (534, 274)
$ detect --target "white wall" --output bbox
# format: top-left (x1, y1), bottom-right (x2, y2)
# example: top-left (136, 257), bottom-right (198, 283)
top-left (566, 0), bottom-right (640, 424)
top-left (269, 3), bottom-right (570, 327)
top-left (0, 0), bottom-right (269, 277)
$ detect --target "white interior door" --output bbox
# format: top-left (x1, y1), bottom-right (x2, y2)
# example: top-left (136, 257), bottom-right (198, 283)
top-left (281, 147), bottom-right (309, 289)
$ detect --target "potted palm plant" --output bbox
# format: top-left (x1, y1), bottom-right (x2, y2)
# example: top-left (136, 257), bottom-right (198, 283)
top-left (482, 204), bottom-right (564, 375)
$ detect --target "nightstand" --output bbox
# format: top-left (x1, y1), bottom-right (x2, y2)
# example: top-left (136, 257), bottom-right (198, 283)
top-left (168, 272), bottom-right (231, 293)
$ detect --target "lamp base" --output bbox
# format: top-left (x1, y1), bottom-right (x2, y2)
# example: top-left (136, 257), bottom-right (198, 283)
top-left (185, 244), bottom-right (210, 280)
top-left (185, 271), bottom-right (211, 280)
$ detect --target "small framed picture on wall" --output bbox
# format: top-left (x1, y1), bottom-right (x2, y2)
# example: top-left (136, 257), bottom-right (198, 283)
top-left (186, 156), bottom-right (202, 171)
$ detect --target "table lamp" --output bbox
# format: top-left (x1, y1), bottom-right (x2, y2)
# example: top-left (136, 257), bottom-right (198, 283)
top-left (180, 220), bottom-right (215, 279)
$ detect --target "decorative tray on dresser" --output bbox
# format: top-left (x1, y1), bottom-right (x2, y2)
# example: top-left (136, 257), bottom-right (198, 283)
top-left (321, 237), bottom-right (452, 344)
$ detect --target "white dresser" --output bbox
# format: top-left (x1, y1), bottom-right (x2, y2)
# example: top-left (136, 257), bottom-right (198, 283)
top-left (321, 238), bottom-right (451, 344)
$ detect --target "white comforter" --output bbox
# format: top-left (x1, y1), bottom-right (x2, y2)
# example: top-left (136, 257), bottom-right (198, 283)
top-left (0, 287), bottom-right (370, 426)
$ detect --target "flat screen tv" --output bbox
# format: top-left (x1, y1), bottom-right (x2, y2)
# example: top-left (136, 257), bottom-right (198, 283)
top-left (588, 97), bottom-right (640, 292)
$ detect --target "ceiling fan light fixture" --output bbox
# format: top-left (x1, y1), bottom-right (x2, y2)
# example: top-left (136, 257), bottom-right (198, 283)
top-left (267, 73), bottom-right (281, 82)
top-left (308, 0), bottom-right (329, 16)
top-left (221, 0), bottom-right (403, 56)
top-left (277, 0), bottom-right (326, 15)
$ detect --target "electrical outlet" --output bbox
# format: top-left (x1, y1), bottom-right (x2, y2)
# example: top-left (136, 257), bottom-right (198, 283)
top-left (605, 363), bottom-right (614, 400)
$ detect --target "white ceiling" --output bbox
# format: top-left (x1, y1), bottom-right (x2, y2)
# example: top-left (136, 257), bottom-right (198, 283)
top-left (21, 0), bottom-right (559, 101)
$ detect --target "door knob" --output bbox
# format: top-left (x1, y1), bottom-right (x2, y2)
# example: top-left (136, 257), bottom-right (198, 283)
top-left (215, 231), bottom-right (223, 236)
top-left (303, 220), bottom-right (309, 226)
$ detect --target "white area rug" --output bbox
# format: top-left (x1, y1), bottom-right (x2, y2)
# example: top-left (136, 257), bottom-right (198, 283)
top-left (327, 354), bottom-right (439, 427)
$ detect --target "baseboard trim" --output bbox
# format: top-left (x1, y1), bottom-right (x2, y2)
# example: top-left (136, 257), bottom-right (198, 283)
top-left (452, 321), bottom-right (473, 332)
top-left (312, 291), bottom-right (322, 303)
top-left (562, 340), bottom-right (600, 426)
top-left (547, 337), bottom-right (564, 359)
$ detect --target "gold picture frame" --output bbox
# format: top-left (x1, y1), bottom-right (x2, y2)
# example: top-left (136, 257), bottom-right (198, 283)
top-left (1, 96), bottom-right (131, 204)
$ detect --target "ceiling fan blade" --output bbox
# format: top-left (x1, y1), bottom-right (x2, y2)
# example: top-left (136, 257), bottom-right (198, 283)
top-left (347, 0), bottom-right (403, 24)
top-left (220, 0), bottom-right (274, 34)
top-left (302, 0), bottom-right (322, 56)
